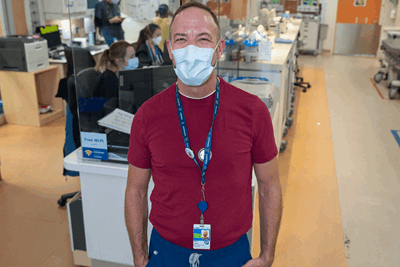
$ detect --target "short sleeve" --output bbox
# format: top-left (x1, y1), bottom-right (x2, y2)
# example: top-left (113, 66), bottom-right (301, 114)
top-left (251, 98), bottom-right (278, 164)
top-left (128, 107), bottom-right (152, 169)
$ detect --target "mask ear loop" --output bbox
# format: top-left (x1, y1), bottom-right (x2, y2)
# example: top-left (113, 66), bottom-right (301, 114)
top-left (211, 38), bottom-right (220, 67)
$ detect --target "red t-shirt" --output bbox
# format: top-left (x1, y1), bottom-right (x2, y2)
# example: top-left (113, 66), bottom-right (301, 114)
top-left (128, 78), bottom-right (278, 250)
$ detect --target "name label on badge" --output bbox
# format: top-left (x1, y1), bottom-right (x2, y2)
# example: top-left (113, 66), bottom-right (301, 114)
top-left (193, 224), bottom-right (211, 250)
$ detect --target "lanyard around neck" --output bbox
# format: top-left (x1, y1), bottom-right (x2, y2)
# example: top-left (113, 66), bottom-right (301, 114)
top-left (146, 43), bottom-right (162, 64)
top-left (175, 80), bottom-right (220, 186)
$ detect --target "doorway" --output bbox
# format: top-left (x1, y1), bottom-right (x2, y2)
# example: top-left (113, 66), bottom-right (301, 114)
top-left (333, 0), bottom-right (382, 56)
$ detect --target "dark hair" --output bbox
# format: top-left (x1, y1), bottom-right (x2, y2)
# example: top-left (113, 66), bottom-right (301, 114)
top-left (95, 40), bottom-right (133, 73)
top-left (136, 23), bottom-right (161, 52)
top-left (169, 2), bottom-right (221, 41)
top-left (158, 4), bottom-right (169, 18)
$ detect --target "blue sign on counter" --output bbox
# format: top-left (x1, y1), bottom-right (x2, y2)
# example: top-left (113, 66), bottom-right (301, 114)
top-left (81, 132), bottom-right (108, 160)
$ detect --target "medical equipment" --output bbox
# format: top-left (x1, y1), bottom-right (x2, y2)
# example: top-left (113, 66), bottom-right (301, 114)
top-left (224, 39), bottom-right (239, 61)
top-left (243, 39), bottom-right (259, 62)
top-left (258, 8), bottom-right (276, 31)
top-left (375, 39), bottom-right (400, 99)
top-left (230, 78), bottom-right (279, 120)
top-left (230, 78), bottom-right (281, 147)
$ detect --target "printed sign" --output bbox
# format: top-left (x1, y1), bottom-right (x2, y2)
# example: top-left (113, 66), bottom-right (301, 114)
top-left (354, 0), bottom-right (366, 7)
top-left (81, 132), bottom-right (108, 160)
top-left (258, 40), bottom-right (272, 62)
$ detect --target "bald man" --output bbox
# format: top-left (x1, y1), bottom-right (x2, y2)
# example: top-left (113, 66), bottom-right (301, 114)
top-left (125, 2), bottom-right (282, 267)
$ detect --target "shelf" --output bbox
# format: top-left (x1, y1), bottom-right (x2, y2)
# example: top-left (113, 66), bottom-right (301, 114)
top-left (0, 66), bottom-right (64, 127)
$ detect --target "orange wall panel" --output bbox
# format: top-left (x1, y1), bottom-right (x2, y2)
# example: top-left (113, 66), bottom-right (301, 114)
top-left (336, 0), bottom-right (382, 24)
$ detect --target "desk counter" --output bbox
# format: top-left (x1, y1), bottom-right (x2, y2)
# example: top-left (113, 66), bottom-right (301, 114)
top-left (65, 147), bottom-right (154, 267)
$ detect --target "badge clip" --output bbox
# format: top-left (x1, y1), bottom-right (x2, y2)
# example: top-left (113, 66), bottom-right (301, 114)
top-left (185, 148), bottom-right (195, 159)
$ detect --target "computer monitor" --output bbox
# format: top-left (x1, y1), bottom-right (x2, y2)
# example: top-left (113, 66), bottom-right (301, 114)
top-left (39, 25), bottom-right (62, 49)
top-left (87, 0), bottom-right (99, 9)
top-left (118, 65), bottom-right (177, 114)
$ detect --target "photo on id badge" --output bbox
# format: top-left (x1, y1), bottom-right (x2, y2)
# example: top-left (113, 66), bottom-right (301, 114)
top-left (202, 230), bottom-right (209, 244)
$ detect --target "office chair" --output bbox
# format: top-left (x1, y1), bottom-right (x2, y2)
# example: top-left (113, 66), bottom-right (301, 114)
top-left (76, 68), bottom-right (101, 98)
top-left (64, 47), bottom-right (96, 78)
top-left (294, 37), bottom-right (312, 93)
top-left (293, 52), bottom-right (311, 93)
top-left (58, 68), bottom-right (101, 207)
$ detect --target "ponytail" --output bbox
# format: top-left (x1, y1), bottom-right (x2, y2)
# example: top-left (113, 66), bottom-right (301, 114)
top-left (94, 41), bottom-right (132, 73)
top-left (95, 49), bottom-right (111, 73)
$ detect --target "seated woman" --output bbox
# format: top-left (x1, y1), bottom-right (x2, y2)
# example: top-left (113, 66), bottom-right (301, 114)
top-left (93, 40), bottom-right (138, 101)
top-left (135, 23), bottom-right (164, 68)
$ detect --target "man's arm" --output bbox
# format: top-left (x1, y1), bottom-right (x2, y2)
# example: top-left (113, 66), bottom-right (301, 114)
top-left (254, 156), bottom-right (282, 265)
top-left (125, 164), bottom-right (152, 267)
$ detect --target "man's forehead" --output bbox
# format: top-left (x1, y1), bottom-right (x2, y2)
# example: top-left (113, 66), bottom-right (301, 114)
top-left (172, 7), bottom-right (218, 35)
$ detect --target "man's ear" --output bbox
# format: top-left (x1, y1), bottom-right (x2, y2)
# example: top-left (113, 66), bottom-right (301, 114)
top-left (166, 39), bottom-right (173, 60)
top-left (216, 38), bottom-right (225, 60)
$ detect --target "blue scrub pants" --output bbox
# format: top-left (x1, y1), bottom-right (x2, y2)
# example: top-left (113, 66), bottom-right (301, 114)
top-left (146, 228), bottom-right (252, 267)
top-left (101, 26), bottom-right (125, 47)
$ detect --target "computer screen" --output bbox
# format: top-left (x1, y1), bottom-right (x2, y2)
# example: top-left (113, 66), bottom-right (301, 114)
top-left (118, 66), bottom-right (177, 114)
top-left (87, 0), bottom-right (99, 9)
top-left (39, 25), bottom-right (62, 49)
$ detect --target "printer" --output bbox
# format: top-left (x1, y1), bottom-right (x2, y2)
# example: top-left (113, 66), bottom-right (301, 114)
top-left (0, 35), bottom-right (49, 72)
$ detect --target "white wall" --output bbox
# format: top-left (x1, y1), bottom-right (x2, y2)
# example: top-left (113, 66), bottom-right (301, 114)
top-left (379, 0), bottom-right (397, 27)
top-left (320, 0), bottom-right (338, 51)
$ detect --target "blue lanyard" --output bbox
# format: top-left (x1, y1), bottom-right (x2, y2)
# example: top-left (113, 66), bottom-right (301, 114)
top-left (146, 43), bottom-right (162, 64)
top-left (175, 79), bottom-right (220, 223)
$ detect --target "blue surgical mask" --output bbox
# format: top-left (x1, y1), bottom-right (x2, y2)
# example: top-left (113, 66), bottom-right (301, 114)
top-left (111, 0), bottom-right (119, 4)
top-left (153, 36), bottom-right (162, 46)
top-left (171, 43), bottom-right (219, 86)
top-left (125, 57), bottom-right (139, 70)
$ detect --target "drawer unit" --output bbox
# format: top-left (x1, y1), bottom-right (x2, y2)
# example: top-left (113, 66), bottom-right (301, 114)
top-left (300, 38), bottom-right (318, 50)
top-left (300, 24), bottom-right (319, 38)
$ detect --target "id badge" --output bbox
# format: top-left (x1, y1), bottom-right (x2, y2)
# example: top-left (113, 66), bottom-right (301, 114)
top-left (193, 224), bottom-right (211, 250)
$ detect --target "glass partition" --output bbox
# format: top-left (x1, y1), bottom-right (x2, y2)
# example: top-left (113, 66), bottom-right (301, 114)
top-left (70, 0), bottom-right (178, 162)
top-left (67, 0), bottom-right (321, 162)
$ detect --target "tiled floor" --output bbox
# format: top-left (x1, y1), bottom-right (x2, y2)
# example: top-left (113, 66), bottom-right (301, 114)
top-left (0, 119), bottom-right (80, 267)
top-left (299, 54), bottom-right (400, 267)
top-left (0, 54), bottom-right (399, 267)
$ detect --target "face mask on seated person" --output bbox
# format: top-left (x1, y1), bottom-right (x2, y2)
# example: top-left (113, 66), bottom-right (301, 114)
top-left (111, 0), bottom-right (120, 5)
top-left (125, 57), bottom-right (139, 70)
top-left (153, 36), bottom-right (162, 46)
top-left (171, 42), bottom-right (219, 87)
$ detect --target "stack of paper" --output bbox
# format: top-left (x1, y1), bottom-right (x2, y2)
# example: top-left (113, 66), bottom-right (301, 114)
top-left (98, 108), bottom-right (134, 135)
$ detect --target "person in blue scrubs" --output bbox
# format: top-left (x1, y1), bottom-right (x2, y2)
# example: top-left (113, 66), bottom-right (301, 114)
top-left (95, 0), bottom-right (125, 47)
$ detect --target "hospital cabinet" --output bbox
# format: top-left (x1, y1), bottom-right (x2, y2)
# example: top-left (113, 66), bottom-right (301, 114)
top-left (299, 18), bottom-right (319, 53)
